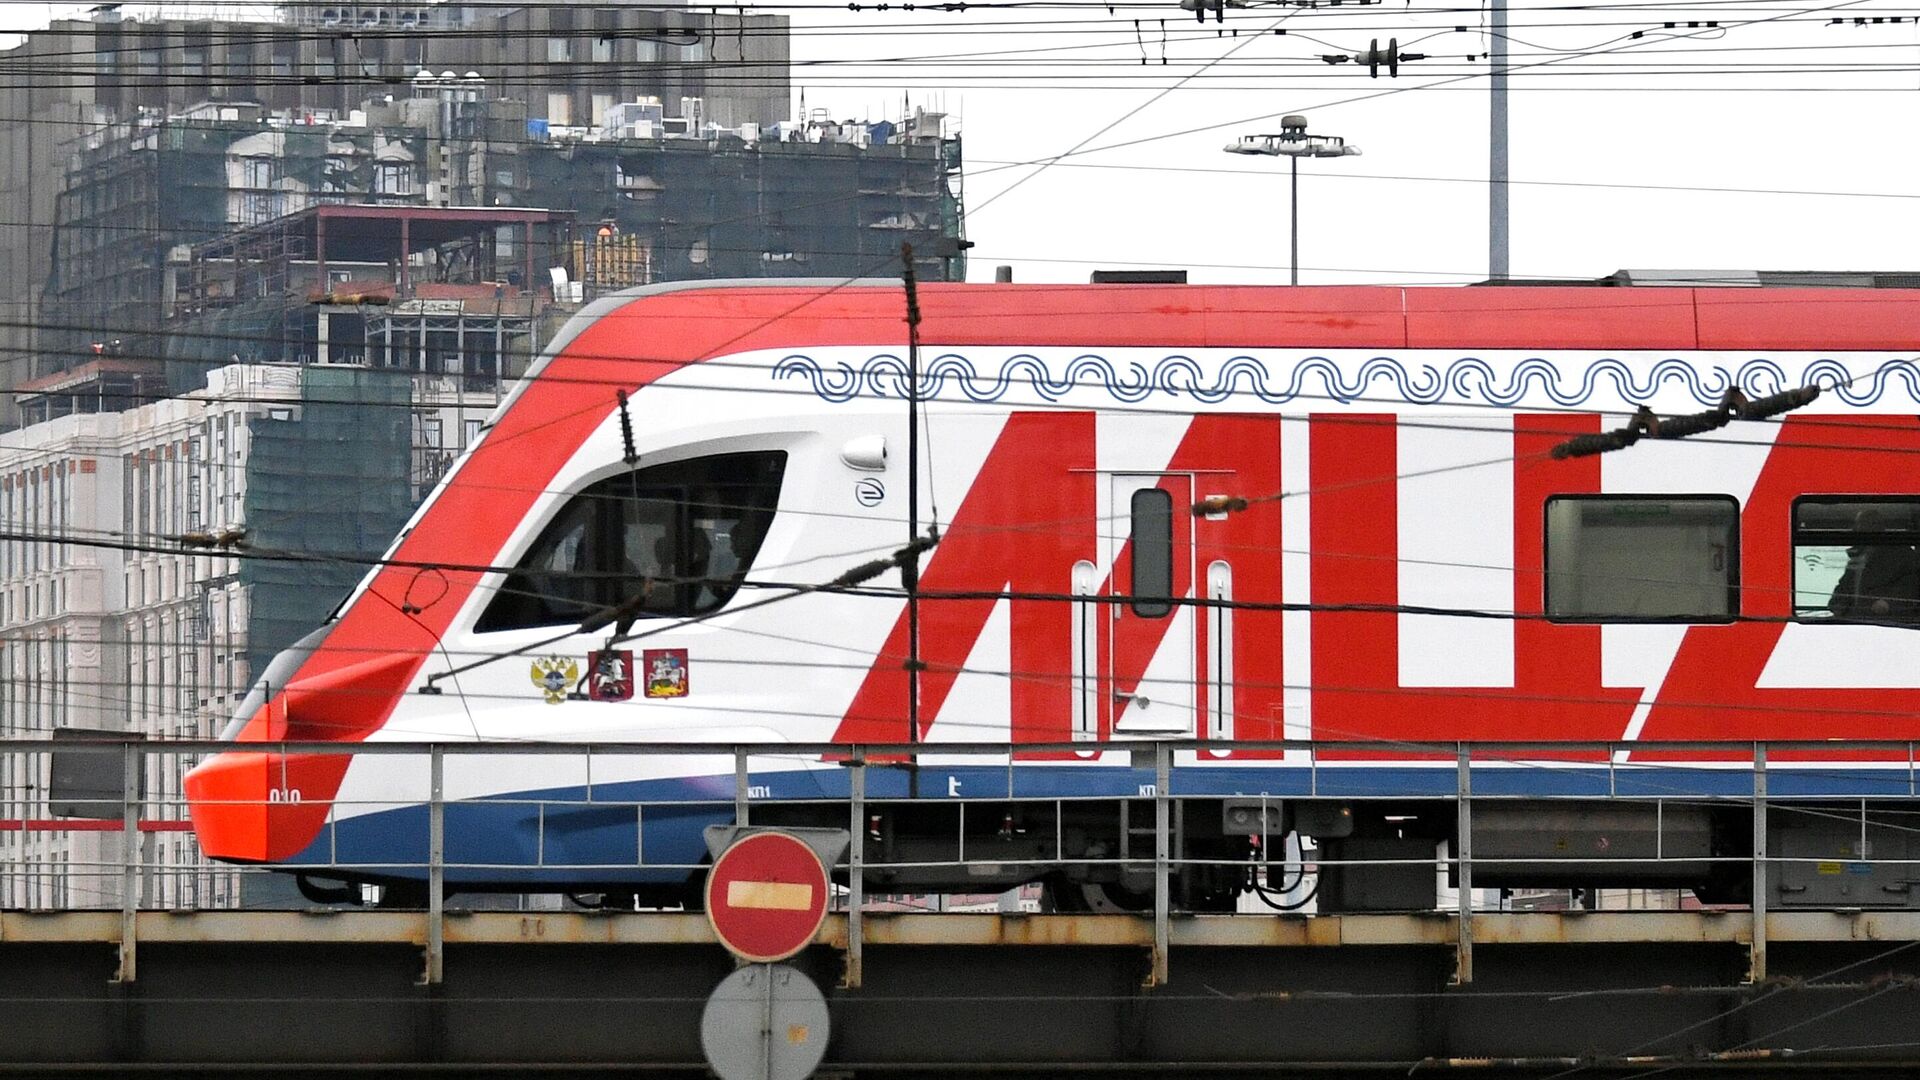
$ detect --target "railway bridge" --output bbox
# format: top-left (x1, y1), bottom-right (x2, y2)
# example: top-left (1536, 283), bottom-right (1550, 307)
top-left (4, 908), bottom-right (1920, 1077)
top-left (7, 737), bottom-right (1920, 1077)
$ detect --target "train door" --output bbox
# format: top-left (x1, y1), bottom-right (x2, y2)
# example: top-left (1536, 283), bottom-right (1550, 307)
top-left (1108, 473), bottom-right (1196, 735)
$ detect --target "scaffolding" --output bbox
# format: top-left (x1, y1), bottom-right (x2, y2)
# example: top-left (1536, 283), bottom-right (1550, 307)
top-left (530, 129), bottom-right (962, 285)
top-left (161, 204), bottom-right (568, 396)
top-left (174, 204), bottom-right (567, 313)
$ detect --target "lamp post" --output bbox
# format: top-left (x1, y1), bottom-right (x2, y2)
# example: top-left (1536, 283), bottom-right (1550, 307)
top-left (1224, 115), bottom-right (1360, 286)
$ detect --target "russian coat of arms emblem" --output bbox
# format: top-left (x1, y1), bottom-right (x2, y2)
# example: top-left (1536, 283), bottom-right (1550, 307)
top-left (529, 656), bottom-right (579, 705)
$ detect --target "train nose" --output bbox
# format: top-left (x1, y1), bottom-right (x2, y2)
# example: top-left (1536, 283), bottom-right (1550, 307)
top-left (187, 651), bottom-right (420, 862)
top-left (183, 751), bottom-right (277, 862)
top-left (186, 749), bottom-right (346, 863)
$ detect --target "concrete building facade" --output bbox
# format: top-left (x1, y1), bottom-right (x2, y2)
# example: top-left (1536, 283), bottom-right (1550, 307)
top-left (0, 362), bottom-right (501, 909)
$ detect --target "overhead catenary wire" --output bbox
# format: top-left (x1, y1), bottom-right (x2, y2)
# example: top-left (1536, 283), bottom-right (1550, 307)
top-left (8, 310), bottom-right (1920, 451)
top-left (30, 670), bottom-right (1920, 816)
top-left (0, 7), bottom-right (1909, 52)
top-left (3, 8), bottom-right (1920, 945)
top-left (25, 556), bottom-right (1920, 803)
top-left (4, 404), bottom-right (1874, 624)
top-left (954, 3), bottom-right (1301, 216)
top-left (0, 0), bottom-right (1904, 730)
top-left (417, 527), bottom-right (943, 688)
top-left (23, 658), bottom-right (1920, 816)
top-left (7, 343), bottom-right (1912, 672)
top-left (7, 377), bottom-right (1920, 627)
top-left (0, 7), bottom-right (1910, 59)
top-left (947, 0), bottom-right (1894, 198)
top-left (7, 383), bottom-right (1912, 596)
top-left (900, 240), bottom-right (932, 761)
top-left (1539, 939), bottom-right (1920, 1080)
top-left (17, 513), bottom-right (1920, 648)
top-left (1548, 383), bottom-right (1824, 458)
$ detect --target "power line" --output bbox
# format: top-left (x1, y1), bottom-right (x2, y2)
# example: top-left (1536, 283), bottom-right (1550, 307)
top-left (1541, 939), bottom-right (1920, 1080)
top-left (13, 378), bottom-right (1920, 562)
top-left (7, 516), bottom-right (1919, 645)
top-left (963, 157), bottom-right (1920, 201)
top-left (967, 0), bottom-right (1890, 189)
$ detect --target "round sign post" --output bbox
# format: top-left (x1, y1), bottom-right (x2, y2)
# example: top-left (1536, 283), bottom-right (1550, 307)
top-left (705, 830), bottom-right (832, 964)
top-left (700, 963), bottom-right (831, 1080)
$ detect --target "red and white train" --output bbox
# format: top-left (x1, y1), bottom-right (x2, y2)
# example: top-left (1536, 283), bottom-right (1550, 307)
top-left (185, 281), bottom-right (1920, 909)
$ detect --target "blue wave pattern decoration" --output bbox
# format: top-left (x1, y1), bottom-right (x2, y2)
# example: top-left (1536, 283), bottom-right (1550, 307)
top-left (770, 353), bottom-right (1920, 408)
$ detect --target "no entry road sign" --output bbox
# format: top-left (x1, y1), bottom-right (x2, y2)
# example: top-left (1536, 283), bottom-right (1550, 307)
top-left (705, 830), bottom-right (831, 963)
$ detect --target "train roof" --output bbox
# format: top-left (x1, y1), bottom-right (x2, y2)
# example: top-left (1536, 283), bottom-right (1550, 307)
top-left (544, 279), bottom-right (1920, 362)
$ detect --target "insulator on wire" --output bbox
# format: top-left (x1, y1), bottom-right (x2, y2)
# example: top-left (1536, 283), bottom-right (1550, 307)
top-left (616, 389), bottom-right (639, 466)
top-left (831, 530), bottom-right (941, 588)
top-left (1193, 495), bottom-right (1250, 516)
top-left (1647, 407), bottom-right (1732, 439)
top-left (1551, 406), bottom-right (1653, 459)
top-left (1738, 385), bottom-right (1821, 419)
top-left (1551, 428), bottom-right (1640, 460)
top-left (578, 588), bottom-right (653, 634)
top-left (1549, 385), bottom-right (1820, 459)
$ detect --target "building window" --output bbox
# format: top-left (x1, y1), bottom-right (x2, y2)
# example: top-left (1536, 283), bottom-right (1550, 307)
top-left (374, 163), bottom-right (412, 196)
top-left (420, 416), bottom-right (442, 448)
top-left (1129, 488), bottom-right (1174, 618)
top-left (592, 93), bottom-right (614, 128)
top-left (592, 35), bottom-right (615, 62)
top-left (546, 37), bottom-right (572, 62)
top-left (1793, 497), bottom-right (1920, 622)
top-left (546, 92), bottom-right (572, 126)
top-left (476, 451), bottom-right (786, 631)
top-left (464, 419), bottom-right (483, 447)
top-left (1544, 495), bottom-right (1739, 621)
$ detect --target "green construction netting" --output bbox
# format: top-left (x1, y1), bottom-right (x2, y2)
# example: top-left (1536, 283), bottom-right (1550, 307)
top-left (163, 303), bottom-right (291, 397)
top-left (239, 365), bottom-right (413, 678)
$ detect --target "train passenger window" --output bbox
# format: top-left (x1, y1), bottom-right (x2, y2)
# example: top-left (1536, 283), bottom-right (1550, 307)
top-left (1544, 496), bottom-right (1738, 621)
top-left (1792, 497), bottom-right (1920, 623)
top-left (476, 451), bottom-right (787, 631)
top-left (1130, 487), bottom-right (1174, 618)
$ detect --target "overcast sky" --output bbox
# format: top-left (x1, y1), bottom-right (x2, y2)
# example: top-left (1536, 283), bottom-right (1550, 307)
top-left (781, 0), bottom-right (1920, 286)
top-left (11, 0), bottom-right (1920, 287)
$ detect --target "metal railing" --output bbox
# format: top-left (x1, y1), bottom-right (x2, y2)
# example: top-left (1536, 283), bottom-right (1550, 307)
top-left (5, 737), bottom-right (1920, 986)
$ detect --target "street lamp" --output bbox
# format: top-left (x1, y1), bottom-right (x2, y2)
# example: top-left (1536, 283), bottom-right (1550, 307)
top-left (1223, 115), bottom-right (1360, 286)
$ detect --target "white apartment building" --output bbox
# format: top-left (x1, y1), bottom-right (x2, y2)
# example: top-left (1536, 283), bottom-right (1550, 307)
top-left (0, 364), bottom-right (499, 909)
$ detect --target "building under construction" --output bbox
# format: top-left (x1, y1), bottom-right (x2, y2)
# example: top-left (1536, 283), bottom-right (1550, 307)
top-left (31, 82), bottom-right (963, 400)
top-left (0, 1), bottom-right (793, 420)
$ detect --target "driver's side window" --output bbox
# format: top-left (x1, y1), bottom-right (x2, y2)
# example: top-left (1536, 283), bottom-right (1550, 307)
top-left (475, 450), bottom-right (787, 632)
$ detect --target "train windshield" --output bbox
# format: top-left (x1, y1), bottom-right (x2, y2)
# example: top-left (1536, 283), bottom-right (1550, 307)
top-left (475, 450), bottom-right (787, 631)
